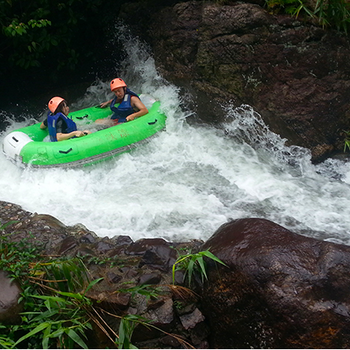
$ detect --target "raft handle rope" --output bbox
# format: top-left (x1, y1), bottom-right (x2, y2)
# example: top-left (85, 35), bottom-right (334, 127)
top-left (148, 119), bottom-right (157, 125)
top-left (76, 114), bottom-right (88, 120)
top-left (59, 148), bottom-right (73, 154)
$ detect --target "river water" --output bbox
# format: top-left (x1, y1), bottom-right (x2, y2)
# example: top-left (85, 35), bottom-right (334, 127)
top-left (1, 28), bottom-right (350, 245)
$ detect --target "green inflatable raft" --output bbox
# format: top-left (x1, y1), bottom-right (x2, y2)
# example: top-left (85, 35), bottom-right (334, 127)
top-left (2, 95), bottom-right (167, 168)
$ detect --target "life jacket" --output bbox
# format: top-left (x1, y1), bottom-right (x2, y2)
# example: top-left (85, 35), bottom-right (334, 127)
top-left (110, 88), bottom-right (140, 123)
top-left (47, 112), bottom-right (77, 142)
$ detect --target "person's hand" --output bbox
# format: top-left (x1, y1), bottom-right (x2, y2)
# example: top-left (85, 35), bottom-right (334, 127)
top-left (126, 115), bottom-right (135, 122)
top-left (75, 131), bottom-right (85, 137)
top-left (100, 101), bottom-right (109, 108)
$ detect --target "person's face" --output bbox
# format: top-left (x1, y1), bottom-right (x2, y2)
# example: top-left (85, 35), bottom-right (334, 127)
top-left (113, 87), bottom-right (125, 100)
top-left (61, 102), bottom-right (69, 115)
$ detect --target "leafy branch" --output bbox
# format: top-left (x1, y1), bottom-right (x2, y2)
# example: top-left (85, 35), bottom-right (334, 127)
top-left (172, 249), bottom-right (227, 286)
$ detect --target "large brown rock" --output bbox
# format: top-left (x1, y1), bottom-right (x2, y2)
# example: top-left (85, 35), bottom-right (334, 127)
top-left (200, 218), bottom-right (350, 348)
top-left (121, 1), bottom-right (350, 162)
top-left (0, 271), bottom-right (23, 324)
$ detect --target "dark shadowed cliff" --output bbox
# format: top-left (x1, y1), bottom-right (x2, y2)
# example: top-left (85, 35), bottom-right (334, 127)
top-left (120, 0), bottom-right (350, 162)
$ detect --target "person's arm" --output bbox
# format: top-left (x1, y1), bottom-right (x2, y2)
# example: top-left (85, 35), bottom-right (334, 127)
top-left (100, 99), bottom-right (113, 108)
top-left (56, 118), bottom-right (86, 141)
top-left (40, 119), bottom-right (48, 129)
top-left (126, 96), bottom-right (149, 121)
top-left (56, 130), bottom-right (86, 141)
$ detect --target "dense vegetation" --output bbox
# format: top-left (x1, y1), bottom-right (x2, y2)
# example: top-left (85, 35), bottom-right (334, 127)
top-left (0, 0), bottom-right (127, 112)
top-left (0, 0), bottom-right (179, 109)
top-left (0, 0), bottom-right (123, 74)
top-left (265, 0), bottom-right (350, 33)
top-left (1, 0), bottom-right (349, 75)
top-left (0, 220), bottom-right (226, 349)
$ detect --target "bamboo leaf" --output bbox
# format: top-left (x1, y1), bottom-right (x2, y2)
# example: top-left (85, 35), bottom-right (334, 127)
top-left (66, 328), bottom-right (88, 349)
top-left (84, 277), bottom-right (104, 294)
top-left (202, 250), bottom-right (228, 267)
top-left (14, 322), bottom-right (50, 346)
top-left (187, 258), bottom-right (195, 285)
top-left (42, 323), bottom-right (51, 348)
top-left (118, 320), bottom-right (126, 349)
top-left (29, 308), bottom-right (59, 322)
top-left (57, 290), bottom-right (84, 300)
top-left (197, 256), bottom-right (207, 281)
top-left (48, 328), bottom-right (65, 338)
top-left (32, 294), bottom-right (66, 303)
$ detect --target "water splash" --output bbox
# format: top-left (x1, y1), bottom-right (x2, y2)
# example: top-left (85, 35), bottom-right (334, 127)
top-left (1, 26), bottom-right (350, 245)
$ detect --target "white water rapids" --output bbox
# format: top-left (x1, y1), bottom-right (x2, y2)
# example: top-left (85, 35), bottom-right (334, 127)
top-left (2, 29), bottom-right (350, 245)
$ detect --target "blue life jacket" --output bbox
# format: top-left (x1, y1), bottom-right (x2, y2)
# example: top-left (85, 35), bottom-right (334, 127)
top-left (47, 112), bottom-right (77, 142)
top-left (110, 88), bottom-right (140, 123)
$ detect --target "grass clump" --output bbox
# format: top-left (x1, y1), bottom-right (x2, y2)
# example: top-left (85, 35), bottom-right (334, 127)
top-left (172, 248), bottom-right (227, 287)
top-left (265, 0), bottom-right (350, 33)
top-left (0, 228), bottom-right (104, 349)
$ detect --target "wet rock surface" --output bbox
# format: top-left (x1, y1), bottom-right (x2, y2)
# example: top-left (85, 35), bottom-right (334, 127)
top-left (0, 271), bottom-right (23, 325)
top-left (201, 218), bottom-right (350, 348)
top-left (1, 201), bottom-right (350, 348)
top-left (121, 1), bottom-right (350, 162)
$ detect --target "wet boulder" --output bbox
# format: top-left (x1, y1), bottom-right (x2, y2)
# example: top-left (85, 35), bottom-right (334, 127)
top-left (0, 271), bottom-right (23, 324)
top-left (127, 238), bottom-right (177, 272)
top-left (121, 1), bottom-right (350, 162)
top-left (200, 218), bottom-right (350, 348)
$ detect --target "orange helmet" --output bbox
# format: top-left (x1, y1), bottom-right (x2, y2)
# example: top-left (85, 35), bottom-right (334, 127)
top-left (110, 78), bottom-right (127, 91)
top-left (48, 96), bottom-right (64, 113)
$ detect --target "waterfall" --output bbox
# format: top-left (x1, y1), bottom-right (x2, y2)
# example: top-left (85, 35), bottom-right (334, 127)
top-left (1, 26), bottom-right (350, 245)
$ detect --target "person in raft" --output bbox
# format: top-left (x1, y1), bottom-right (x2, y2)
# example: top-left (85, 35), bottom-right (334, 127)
top-left (40, 97), bottom-right (91, 142)
top-left (95, 78), bottom-right (148, 127)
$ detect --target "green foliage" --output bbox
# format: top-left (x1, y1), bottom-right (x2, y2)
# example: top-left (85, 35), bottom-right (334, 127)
top-left (0, 225), bottom-right (195, 349)
top-left (119, 284), bottom-right (163, 301)
top-left (0, 230), bottom-right (104, 349)
top-left (80, 254), bottom-right (121, 268)
top-left (0, 228), bottom-right (39, 282)
top-left (273, 0), bottom-right (294, 15)
top-left (0, 229), bottom-right (158, 349)
top-left (3, 18), bottom-right (52, 37)
top-left (37, 258), bottom-right (90, 293)
top-left (344, 130), bottom-right (350, 152)
top-left (266, 0), bottom-right (312, 17)
top-left (14, 277), bottom-right (103, 349)
top-left (314, 0), bottom-right (350, 33)
top-left (265, 0), bottom-right (350, 33)
top-left (172, 249), bottom-right (227, 286)
top-left (0, 2), bottom-right (59, 69)
top-left (115, 314), bottom-right (150, 349)
top-left (0, 325), bottom-right (15, 348)
top-left (0, 0), bottom-right (120, 71)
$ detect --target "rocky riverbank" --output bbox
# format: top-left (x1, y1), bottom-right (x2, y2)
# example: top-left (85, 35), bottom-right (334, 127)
top-left (120, 0), bottom-right (350, 163)
top-left (1, 200), bottom-right (350, 348)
